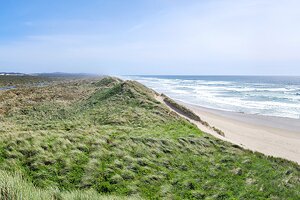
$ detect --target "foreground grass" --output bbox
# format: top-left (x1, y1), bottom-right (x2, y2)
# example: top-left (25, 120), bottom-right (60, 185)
top-left (0, 170), bottom-right (137, 200)
top-left (0, 76), bottom-right (299, 199)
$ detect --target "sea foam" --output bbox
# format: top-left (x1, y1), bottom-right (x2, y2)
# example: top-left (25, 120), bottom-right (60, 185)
top-left (124, 76), bottom-right (300, 119)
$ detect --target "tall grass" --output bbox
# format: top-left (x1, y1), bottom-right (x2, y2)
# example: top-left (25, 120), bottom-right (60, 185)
top-left (0, 76), bottom-right (299, 199)
top-left (162, 94), bottom-right (225, 136)
top-left (0, 170), bottom-right (137, 200)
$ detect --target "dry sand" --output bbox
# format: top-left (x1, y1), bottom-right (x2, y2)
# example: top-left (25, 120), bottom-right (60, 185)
top-left (176, 101), bottom-right (300, 164)
top-left (156, 95), bottom-right (300, 164)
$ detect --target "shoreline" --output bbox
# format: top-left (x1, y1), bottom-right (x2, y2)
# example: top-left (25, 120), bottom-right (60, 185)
top-left (177, 99), bottom-right (300, 133)
top-left (177, 100), bottom-right (300, 164)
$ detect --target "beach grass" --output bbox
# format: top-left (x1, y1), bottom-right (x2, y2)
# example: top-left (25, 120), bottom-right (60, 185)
top-left (0, 76), bottom-right (299, 199)
top-left (0, 170), bottom-right (138, 200)
top-left (162, 94), bottom-right (225, 136)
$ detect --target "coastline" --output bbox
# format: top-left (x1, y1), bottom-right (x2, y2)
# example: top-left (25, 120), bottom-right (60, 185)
top-left (177, 100), bottom-right (300, 164)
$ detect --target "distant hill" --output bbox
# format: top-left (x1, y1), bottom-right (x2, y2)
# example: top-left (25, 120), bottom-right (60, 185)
top-left (32, 72), bottom-right (99, 77)
top-left (0, 72), bottom-right (27, 76)
top-left (0, 72), bottom-right (100, 77)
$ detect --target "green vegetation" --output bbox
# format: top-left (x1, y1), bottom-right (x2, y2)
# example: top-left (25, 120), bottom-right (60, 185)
top-left (0, 76), bottom-right (299, 199)
top-left (0, 75), bottom-right (51, 87)
top-left (162, 94), bottom-right (204, 123)
top-left (0, 170), bottom-right (137, 200)
top-left (162, 94), bottom-right (225, 136)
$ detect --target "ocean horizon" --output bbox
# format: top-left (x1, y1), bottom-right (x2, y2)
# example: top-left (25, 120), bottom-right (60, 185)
top-left (125, 75), bottom-right (300, 119)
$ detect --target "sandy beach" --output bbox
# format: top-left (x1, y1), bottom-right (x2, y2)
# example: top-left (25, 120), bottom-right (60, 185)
top-left (177, 101), bottom-right (300, 164)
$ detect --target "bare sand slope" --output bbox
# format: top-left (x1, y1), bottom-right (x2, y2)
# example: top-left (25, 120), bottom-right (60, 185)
top-left (177, 101), bottom-right (300, 164)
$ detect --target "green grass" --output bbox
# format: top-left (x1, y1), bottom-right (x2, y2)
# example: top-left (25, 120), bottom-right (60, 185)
top-left (0, 76), bottom-right (299, 199)
top-left (162, 94), bottom-right (204, 123)
top-left (0, 170), bottom-right (138, 200)
top-left (0, 75), bottom-right (51, 88)
top-left (162, 94), bottom-right (225, 136)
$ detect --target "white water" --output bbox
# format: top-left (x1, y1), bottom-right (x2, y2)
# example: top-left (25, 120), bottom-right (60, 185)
top-left (124, 76), bottom-right (300, 119)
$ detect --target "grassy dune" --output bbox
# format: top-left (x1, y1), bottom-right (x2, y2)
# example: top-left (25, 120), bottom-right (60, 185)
top-left (0, 170), bottom-right (137, 200)
top-left (0, 76), bottom-right (299, 199)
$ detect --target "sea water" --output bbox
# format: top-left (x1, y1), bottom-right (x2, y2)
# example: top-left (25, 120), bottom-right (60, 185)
top-left (125, 76), bottom-right (300, 119)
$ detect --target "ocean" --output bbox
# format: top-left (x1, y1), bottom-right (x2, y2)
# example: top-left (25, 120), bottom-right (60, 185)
top-left (125, 76), bottom-right (300, 119)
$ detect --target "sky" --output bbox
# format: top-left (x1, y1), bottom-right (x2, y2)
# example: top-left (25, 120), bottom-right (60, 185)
top-left (0, 0), bottom-right (300, 75)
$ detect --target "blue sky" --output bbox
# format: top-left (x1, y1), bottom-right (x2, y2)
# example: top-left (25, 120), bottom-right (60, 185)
top-left (0, 0), bottom-right (300, 75)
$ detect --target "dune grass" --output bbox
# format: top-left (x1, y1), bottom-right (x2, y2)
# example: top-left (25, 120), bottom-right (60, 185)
top-left (0, 75), bottom-right (51, 88)
top-left (0, 170), bottom-right (138, 200)
top-left (162, 94), bottom-right (225, 136)
top-left (0, 76), bottom-right (299, 199)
